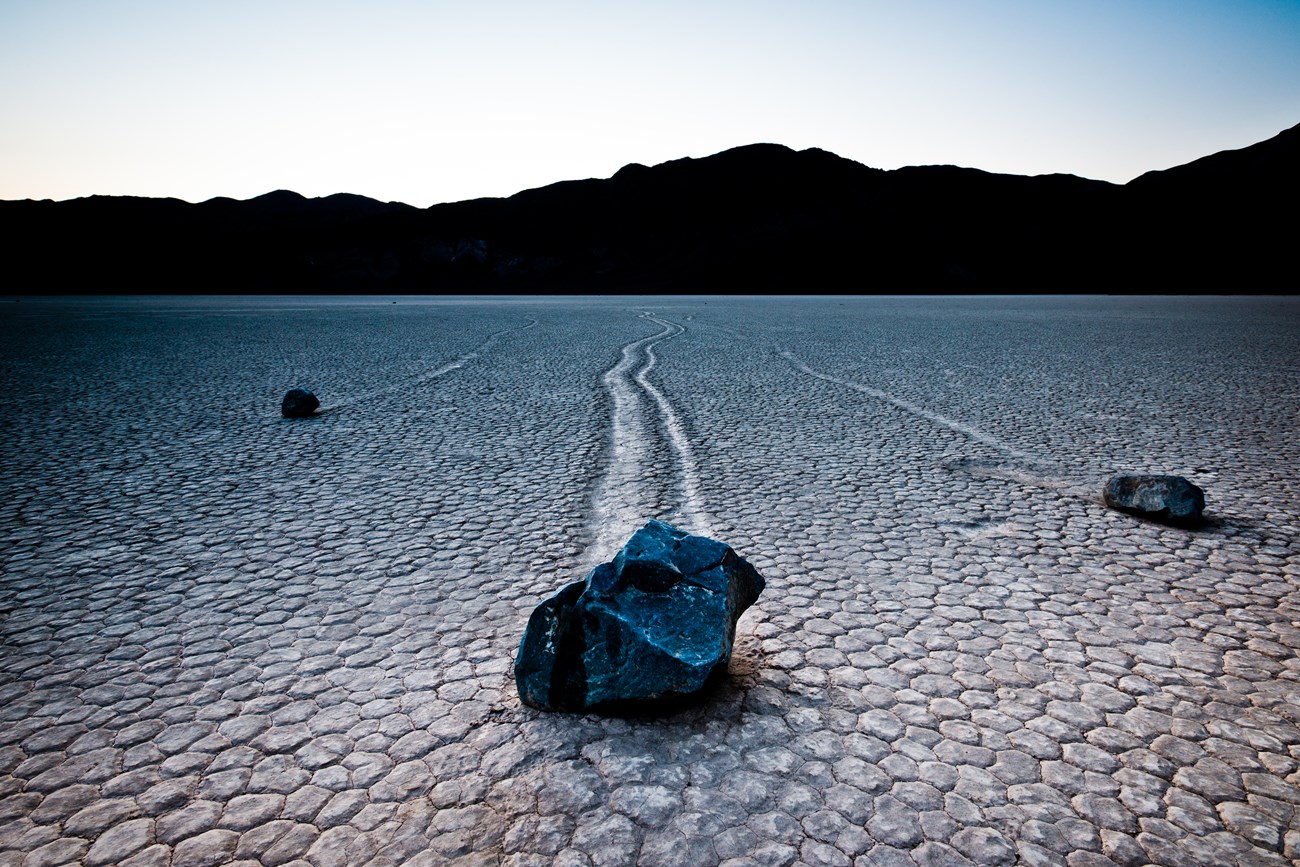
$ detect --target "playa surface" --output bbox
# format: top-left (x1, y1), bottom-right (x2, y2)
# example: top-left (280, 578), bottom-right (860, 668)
top-left (1, 294), bottom-right (1297, 867)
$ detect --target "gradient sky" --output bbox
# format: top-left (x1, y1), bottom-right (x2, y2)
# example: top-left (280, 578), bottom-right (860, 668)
top-left (3, 0), bottom-right (1299, 206)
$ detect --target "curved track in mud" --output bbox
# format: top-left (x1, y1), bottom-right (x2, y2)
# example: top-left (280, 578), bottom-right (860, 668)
top-left (778, 348), bottom-right (1112, 503)
top-left (316, 319), bottom-right (538, 415)
top-left (779, 348), bottom-right (1041, 464)
top-left (588, 312), bottom-right (710, 562)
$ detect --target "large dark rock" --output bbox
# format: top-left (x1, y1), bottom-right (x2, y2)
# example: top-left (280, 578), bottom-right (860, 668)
top-left (515, 520), bottom-right (765, 712)
top-left (281, 388), bottom-right (320, 418)
top-left (1103, 474), bottom-right (1205, 525)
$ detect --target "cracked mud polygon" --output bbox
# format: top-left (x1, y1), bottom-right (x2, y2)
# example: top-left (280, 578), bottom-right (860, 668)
top-left (1, 295), bottom-right (1297, 867)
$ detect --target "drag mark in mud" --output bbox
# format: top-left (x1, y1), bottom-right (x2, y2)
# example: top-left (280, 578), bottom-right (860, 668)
top-left (589, 313), bottom-right (709, 562)
top-left (780, 350), bottom-right (1110, 501)
top-left (317, 318), bottom-right (538, 413)
top-left (779, 348), bottom-right (1041, 463)
top-left (639, 314), bottom-right (710, 538)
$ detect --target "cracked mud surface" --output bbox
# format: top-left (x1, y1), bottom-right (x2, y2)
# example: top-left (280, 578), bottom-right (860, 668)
top-left (1, 294), bottom-right (1298, 866)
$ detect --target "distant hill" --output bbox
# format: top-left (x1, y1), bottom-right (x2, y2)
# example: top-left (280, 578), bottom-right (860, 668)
top-left (1123, 123), bottom-right (1299, 289)
top-left (3, 123), bottom-right (1296, 291)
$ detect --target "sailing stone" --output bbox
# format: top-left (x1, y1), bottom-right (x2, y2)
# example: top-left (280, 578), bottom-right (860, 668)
top-left (515, 520), bottom-right (766, 712)
top-left (281, 389), bottom-right (320, 418)
top-left (1103, 474), bottom-right (1206, 525)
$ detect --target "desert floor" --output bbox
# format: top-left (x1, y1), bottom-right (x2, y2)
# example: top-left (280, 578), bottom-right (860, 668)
top-left (1, 294), bottom-right (1297, 867)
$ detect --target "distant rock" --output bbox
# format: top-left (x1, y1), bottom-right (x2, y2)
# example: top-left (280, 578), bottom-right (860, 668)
top-left (1103, 474), bottom-right (1205, 525)
top-left (515, 520), bottom-right (765, 712)
top-left (281, 389), bottom-right (319, 418)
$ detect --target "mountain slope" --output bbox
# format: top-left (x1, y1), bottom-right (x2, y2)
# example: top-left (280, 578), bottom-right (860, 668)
top-left (1129, 121), bottom-right (1300, 193)
top-left (1, 127), bottom-right (1293, 291)
top-left (1121, 122), bottom-right (1299, 288)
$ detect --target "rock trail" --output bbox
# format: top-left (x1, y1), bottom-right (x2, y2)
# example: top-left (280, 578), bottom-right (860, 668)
top-left (317, 318), bottom-right (538, 414)
top-left (781, 348), bottom-right (1110, 503)
top-left (589, 312), bottom-right (710, 564)
top-left (637, 314), bottom-right (711, 538)
top-left (779, 348), bottom-right (1043, 465)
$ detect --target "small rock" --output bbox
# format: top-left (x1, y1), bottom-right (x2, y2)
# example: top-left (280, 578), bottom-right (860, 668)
top-left (1103, 474), bottom-right (1205, 525)
top-left (281, 388), bottom-right (319, 418)
top-left (515, 520), bottom-right (765, 712)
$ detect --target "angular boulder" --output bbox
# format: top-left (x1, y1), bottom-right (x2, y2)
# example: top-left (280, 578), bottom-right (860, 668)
top-left (515, 520), bottom-right (765, 712)
top-left (281, 388), bottom-right (320, 418)
top-left (1103, 474), bottom-right (1205, 525)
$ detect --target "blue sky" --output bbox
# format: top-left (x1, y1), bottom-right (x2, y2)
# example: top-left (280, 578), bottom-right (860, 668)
top-left (2, 0), bottom-right (1298, 206)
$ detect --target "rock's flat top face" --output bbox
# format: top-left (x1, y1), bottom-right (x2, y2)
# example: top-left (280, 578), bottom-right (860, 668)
top-left (1, 295), bottom-right (1297, 867)
top-left (515, 520), bottom-right (765, 712)
top-left (1103, 473), bottom-right (1206, 524)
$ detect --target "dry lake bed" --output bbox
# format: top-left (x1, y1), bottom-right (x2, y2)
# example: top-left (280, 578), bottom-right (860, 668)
top-left (1, 294), bottom-right (1298, 867)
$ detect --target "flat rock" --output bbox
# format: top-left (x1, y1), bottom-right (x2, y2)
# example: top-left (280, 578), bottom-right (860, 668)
top-left (281, 389), bottom-right (320, 418)
top-left (1102, 474), bottom-right (1205, 525)
top-left (515, 520), bottom-right (765, 712)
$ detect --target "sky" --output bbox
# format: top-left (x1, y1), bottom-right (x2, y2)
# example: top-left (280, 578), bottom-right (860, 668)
top-left (2, 0), bottom-right (1299, 207)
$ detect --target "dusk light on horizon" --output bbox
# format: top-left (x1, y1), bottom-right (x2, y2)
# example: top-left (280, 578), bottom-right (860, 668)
top-left (3, 0), bottom-right (1299, 207)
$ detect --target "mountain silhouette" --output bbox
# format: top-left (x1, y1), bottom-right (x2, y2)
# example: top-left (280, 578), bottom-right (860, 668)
top-left (1122, 123), bottom-right (1299, 289)
top-left (3, 123), bottom-right (1295, 292)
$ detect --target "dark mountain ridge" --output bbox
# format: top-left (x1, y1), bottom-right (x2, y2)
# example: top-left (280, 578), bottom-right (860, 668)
top-left (4, 123), bottom-right (1296, 291)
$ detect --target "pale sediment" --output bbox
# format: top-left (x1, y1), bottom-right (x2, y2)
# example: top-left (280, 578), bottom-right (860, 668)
top-left (0, 294), bottom-right (1297, 867)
